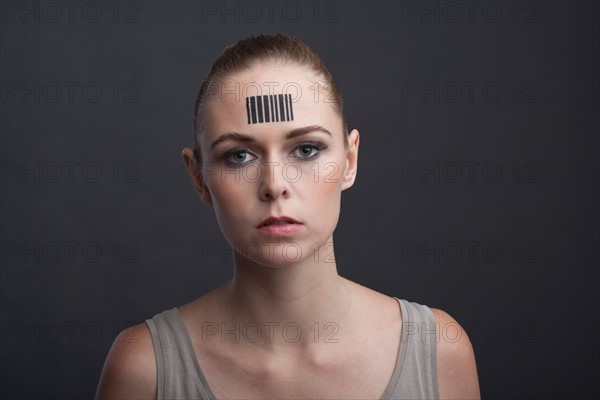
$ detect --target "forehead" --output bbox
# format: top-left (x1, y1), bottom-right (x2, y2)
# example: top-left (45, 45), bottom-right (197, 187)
top-left (202, 62), bottom-right (341, 139)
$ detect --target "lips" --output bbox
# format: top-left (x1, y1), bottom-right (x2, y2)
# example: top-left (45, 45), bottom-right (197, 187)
top-left (257, 216), bottom-right (302, 228)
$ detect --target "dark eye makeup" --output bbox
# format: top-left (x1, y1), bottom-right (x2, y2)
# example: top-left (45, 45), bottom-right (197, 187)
top-left (220, 141), bottom-right (327, 167)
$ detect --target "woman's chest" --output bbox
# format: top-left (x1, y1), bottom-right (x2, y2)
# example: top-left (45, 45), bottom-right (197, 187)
top-left (192, 326), bottom-right (402, 400)
top-left (207, 366), bottom-right (390, 400)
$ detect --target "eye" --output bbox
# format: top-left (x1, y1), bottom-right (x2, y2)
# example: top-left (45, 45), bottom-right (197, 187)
top-left (220, 141), bottom-right (327, 166)
top-left (294, 142), bottom-right (326, 159)
top-left (222, 149), bottom-right (256, 165)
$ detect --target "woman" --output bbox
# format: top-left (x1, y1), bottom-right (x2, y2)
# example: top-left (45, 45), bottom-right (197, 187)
top-left (96, 34), bottom-right (480, 400)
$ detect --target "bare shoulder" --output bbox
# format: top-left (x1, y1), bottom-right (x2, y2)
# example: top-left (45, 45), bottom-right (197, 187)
top-left (95, 321), bottom-right (157, 400)
top-left (430, 308), bottom-right (481, 400)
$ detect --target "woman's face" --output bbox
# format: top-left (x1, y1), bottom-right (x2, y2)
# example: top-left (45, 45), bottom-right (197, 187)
top-left (190, 61), bottom-right (359, 267)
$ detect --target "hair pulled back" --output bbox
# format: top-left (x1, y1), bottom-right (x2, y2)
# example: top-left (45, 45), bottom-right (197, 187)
top-left (193, 34), bottom-right (348, 163)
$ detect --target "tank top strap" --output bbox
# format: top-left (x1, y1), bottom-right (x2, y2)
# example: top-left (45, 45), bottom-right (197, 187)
top-left (386, 298), bottom-right (440, 400)
top-left (145, 308), bottom-right (215, 400)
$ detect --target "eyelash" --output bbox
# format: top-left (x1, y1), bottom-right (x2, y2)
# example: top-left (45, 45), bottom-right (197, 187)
top-left (220, 141), bottom-right (327, 167)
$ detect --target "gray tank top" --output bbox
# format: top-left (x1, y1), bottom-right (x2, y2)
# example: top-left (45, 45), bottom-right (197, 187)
top-left (145, 297), bottom-right (439, 400)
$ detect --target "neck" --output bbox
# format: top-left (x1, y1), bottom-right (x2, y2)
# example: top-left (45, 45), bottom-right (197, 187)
top-left (221, 236), bottom-right (355, 351)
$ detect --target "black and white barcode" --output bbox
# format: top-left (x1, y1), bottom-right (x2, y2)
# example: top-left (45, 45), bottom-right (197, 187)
top-left (246, 94), bottom-right (294, 124)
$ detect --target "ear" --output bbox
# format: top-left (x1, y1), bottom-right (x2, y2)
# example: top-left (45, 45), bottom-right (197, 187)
top-left (341, 129), bottom-right (359, 191)
top-left (182, 148), bottom-right (213, 206)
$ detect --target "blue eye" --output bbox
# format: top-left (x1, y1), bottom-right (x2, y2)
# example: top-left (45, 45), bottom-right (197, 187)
top-left (295, 143), bottom-right (322, 158)
top-left (221, 141), bottom-right (327, 167)
top-left (223, 149), bottom-right (255, 165)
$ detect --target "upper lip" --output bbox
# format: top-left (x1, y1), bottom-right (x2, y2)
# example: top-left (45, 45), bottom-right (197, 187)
top-left (257, 216), bottom-right (302, 227)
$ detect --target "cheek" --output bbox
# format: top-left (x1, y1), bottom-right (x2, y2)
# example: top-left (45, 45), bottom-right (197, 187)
top-left (309, 153), bottom-right (346, 189)
top-left (206, 171), bottom-right (252, 221)
top-left (206, 165), bottom-right (253, 196)
top-left (300, 160), bottom-right (344, 211)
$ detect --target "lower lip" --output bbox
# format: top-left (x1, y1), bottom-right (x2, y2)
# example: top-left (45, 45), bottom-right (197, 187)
top-left (257, 223), bottom-right (304, 236)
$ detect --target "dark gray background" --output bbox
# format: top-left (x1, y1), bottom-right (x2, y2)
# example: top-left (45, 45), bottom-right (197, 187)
top-left (1, 0), bottom-right (598, 399)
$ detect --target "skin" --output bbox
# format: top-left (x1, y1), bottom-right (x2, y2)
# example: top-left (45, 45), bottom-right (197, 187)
top-left (188, 62), bottom-right (359, 350)
top-left (95, 60), bottom-right (480, 399)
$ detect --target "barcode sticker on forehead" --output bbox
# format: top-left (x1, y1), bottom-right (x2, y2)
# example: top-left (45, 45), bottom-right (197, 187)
top-left (246, 94), bottom-right (294, 124)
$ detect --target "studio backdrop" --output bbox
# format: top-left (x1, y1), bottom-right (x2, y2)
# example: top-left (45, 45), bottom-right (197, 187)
top-left (1, 1), bottom-right (598, 399)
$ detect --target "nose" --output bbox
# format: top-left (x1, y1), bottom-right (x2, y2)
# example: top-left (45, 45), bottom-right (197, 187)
top-left (258, 160), bottom-right (289, 201)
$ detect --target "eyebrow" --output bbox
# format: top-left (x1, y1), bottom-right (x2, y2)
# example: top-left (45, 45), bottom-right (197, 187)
top-left (209, 125), bottom-right (333, 151)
